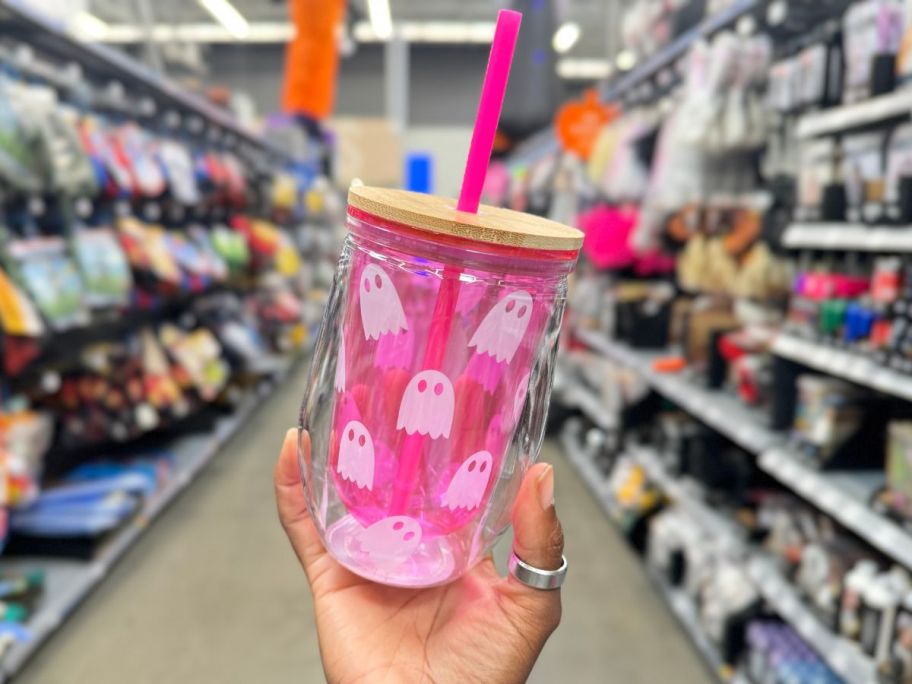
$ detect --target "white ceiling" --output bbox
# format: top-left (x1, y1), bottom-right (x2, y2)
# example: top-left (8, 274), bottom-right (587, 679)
top-left (87, 0), bottom-right (616, 58)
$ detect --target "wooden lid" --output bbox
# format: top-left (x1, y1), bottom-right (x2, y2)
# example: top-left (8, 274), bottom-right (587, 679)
top-left (348, 186), bottom-right (583, 252)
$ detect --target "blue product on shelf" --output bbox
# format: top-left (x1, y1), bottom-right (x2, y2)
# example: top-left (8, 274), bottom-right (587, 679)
top-left (27, 473), bottom-right (153, 504)
top-left (65, 451), bottom-right (173, 495)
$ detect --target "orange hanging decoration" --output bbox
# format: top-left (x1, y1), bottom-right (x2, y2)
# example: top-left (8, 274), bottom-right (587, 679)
top-left (554, 89), bottom-right (618, 160)
top-left (282, 0), bottom-right (347, 121)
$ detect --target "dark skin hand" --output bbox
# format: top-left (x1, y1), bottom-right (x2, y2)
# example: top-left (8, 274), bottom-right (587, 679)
top-left (275, 429), bottom-right (566, 683)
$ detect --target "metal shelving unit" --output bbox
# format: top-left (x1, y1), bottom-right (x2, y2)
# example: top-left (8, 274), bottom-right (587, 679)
top-left (747, 557), bottom-right (876, 683)
top-left (574, 329), bottom-right (912, 570)
top-left (773, 333), bottom-right (912, 402)
top-left (0, 358), bottom-right (300, 681)
top-left (559, 426), bottom-right (736, 683)
top-left (575, 329), bottom-right (783, 455)
top-left (562, 423), bottom-right (877, 684)
top-left (600, 0), bottom-right (759, 102)
top-left (507, 0), bottom-right (758, 169)
top-left (783, 223), bottom-right (912, 252)
top-left (648, 569), bottom-right (738, 684)
top-left (0, 0), bottom-right (290, 163)
top-left (758, 448), bottom-right (906, 564)
top-left (795, 87), bottom-right (912, 140)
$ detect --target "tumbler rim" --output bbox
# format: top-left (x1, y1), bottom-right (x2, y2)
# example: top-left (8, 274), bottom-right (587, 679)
top-left (348, 186), bottom-right (583, 253)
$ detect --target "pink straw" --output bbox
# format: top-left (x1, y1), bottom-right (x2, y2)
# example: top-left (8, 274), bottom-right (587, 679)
top-left (457, 10), bottom-right (522, 214)
top-left (389, 10), bottom-right (522, 516)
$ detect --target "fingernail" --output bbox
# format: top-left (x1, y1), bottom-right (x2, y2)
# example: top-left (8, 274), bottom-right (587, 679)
top-left (537, 464), bottom-right (554, 510)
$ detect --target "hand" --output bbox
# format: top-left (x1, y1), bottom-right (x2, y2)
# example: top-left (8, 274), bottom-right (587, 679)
top-left (275, 429), bottom-right (565, 684)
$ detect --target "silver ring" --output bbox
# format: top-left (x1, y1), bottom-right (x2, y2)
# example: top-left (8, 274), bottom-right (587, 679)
top-left (508, 551), bottom-right (568, 590)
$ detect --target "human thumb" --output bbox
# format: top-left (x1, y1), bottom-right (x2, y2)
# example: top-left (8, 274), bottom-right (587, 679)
top-left (497, 462), bottom-right (564, 642)
top-left (511, 462), bottom-right (565, 574)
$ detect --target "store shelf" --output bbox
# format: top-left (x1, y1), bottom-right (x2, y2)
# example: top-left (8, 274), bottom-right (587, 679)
top-left (647, 570), bottom-right (735, 684)
top-left (747, 556), bottom-right (876, 684)
top-left (559, 420), bottom-right (621, 520)
top-left (757, 447), bottom-right (910, 565)
top-left (561, 381), bottom-right (615, 431)
top-left (629, 446), bottom-right (745, 554)
top-left (601, 0), bottom-right (758, 102)
top-left (560, 430), bottom-right (736, 683)
top-left (773, 333), bottom-right (912, 402)
top-left (576, 329), bottom-right (783, 455)
top-left (796, 88), bottom-right (912, 140)
top-left (783, 223), bottom-right (912, 252)
top-left (0, 357), bottom-right (300, 681)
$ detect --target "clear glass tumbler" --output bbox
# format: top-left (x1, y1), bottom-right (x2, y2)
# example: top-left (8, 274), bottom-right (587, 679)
top-left (299, 186), bottom-right (581, 587)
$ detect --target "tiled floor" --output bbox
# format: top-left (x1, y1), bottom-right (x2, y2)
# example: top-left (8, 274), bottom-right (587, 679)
top-left (16, 362), bottom-right (708, 683)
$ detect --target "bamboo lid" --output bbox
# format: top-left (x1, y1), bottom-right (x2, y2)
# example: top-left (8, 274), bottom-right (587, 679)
top-left (348, 186), bottom-right (583, 252)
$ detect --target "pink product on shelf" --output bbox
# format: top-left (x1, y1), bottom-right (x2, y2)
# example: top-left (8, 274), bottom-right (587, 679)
top-left (298, 187), bottom-right (581, 587)
top-left (633, 250), bottom-right (676, 277)
top-left (798, 273), bottom-right (870, 300)
top-left (578, 204), bottom-right (638, 270)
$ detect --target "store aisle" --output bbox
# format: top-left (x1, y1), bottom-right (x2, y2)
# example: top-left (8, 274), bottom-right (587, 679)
top-left (17, 362), bottom-right (707, 684)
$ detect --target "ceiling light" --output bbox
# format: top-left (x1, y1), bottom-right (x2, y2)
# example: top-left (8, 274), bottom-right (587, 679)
top-left (367, 0), bottom-right (393, 41)
top-left (552, 22), bottom-right (581, 54)
top-left (556, 58), bottom-right (612, 80)
top-left (198, 0), bottom-right (249, 39)
top-left (353, 21), bottom-right (494, 44)
top-left (615, 50), bottom-right (637, 72)
top-left (71, 11), bottom-right (109, 40)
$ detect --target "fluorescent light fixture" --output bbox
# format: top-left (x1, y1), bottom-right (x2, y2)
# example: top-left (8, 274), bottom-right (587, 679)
top-left (353, 20), bottom-right (494, 44)
top-left (198, 0), bottom-right (249, 39)
top-left (557, 58), bottom-right (612, 80)
top-left (90, 22), bottom-right (294, 43)
top-left (71, 11), bottom-right (109, 40)
top-left (616, 50), bottom-right (637, 71)
top-left (367, 0), bottom-right (393, 41)
top-left (552, 22), bottom-right (580, 54)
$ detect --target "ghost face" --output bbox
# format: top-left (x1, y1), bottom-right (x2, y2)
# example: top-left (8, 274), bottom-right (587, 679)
top-left (334, 335), bottom-right (346, 392)
top-left (337, 420), bottom-right (375, 490)
top-left (359, 264), bottom-right (408, 341)
top-left (442, 451), bottom-right (493, 511)
top-left (397, 370), bottom-right (455, 439)
top-left (358, 516), bottom-right (422, 562)
top-left (469, 290), bottom-right (533, 363)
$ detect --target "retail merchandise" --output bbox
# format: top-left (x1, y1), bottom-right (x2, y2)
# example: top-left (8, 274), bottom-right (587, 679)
top-left (0, 2), bottom-right (342, 671)
top-left (496, 0), bottom-right (912, 681)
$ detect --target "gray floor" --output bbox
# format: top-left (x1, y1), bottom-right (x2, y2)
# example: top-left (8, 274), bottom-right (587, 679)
top-left (16, 362), bottom-right (709, 683)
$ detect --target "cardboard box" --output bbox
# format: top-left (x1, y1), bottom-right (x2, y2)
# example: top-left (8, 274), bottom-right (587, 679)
top-left (331, 117), bottom-right (402, 189)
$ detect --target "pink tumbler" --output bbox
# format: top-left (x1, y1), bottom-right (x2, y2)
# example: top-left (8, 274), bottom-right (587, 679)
top-left (298, 186), bottom-right (582, 587)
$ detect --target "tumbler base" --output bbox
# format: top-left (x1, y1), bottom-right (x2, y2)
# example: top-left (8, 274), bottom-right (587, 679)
top-left (325, 514), bottom-right (458, 588)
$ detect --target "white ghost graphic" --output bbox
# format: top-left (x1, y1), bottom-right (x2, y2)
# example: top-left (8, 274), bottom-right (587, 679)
top-left (396, 370), bottom-right (455, 439)
top-left (442, 451), bottom-right (493, 511)
top-left (334, 335), bottom-right (346, 392)
top-left (358, 516), bottom-right (422, 563)
top-left (359, 264), bottom-right (408, 341)
top-left (468, 290), bottom-right (533, 363)
top-left (513, 373), bottom-right (531, 424)
top-left (337, 420), bottom-right (375, 490)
